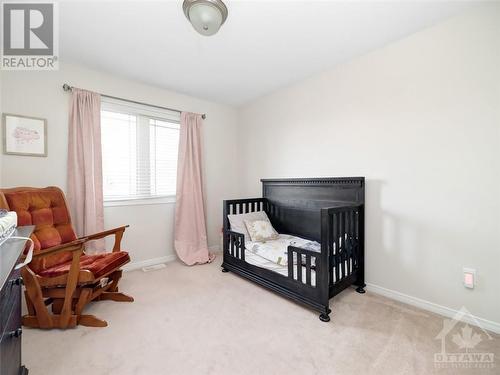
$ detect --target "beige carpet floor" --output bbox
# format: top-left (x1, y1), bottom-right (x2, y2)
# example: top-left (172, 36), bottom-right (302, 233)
top-left (23, 258), bottom-right (500, 375)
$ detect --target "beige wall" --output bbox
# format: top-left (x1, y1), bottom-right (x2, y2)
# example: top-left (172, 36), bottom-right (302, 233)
top-left (239, 5), bottom-right (500, 324)
top-left (0, 63), bottom-right (241, 265)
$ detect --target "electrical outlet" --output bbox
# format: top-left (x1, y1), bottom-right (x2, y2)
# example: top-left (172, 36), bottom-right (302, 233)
top-left (463, 268), bottom-right (476, 289)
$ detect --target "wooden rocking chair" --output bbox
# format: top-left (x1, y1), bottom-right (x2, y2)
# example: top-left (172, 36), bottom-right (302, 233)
top-left (0, 187), bottom-right (134, 329)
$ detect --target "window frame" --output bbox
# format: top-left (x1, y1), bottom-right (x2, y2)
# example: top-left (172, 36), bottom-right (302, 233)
top-left (100, 97), bottom-right (180, 206)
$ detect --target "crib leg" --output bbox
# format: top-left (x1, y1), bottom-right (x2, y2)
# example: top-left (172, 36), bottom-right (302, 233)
top-left (319, 313), bottom-right (330, 322)
top-left (221, 267), bottom-right (229, 273)
top-left (355, 284), bottom-right (366, 294)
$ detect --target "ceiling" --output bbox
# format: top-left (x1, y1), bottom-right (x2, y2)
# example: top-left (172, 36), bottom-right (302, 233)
top-left (60, 0), bottom-right (477, 106)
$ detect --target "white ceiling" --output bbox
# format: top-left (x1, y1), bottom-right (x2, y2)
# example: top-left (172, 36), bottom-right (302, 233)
top-left (60, 0), bottom-right (477, 106)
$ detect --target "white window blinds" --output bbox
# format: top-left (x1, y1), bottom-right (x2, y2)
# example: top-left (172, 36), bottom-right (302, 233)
top-left (101, 98), bottom-right (180, 201)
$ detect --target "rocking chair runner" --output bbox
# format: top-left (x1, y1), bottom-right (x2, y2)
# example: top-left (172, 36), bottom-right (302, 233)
top-left (0, 186), bottom-right (134, 329)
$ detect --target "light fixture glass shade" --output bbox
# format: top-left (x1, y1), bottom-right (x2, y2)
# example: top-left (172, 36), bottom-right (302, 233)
top-left (189, 3), bottom-right (222, 36)
top-left (183, 0), bottom-right (228, 36)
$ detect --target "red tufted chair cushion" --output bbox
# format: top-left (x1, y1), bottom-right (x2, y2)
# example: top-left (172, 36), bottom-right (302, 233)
top-left (0, 187), bottom-right (77, 273)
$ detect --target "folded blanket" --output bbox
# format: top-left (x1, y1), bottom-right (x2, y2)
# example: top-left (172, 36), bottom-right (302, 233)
top-left (246, 234), bottom-right (320, 267)
top-left (0, 210), bottom-right (18, 242)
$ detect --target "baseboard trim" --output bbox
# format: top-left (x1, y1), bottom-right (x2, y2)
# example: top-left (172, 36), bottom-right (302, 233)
top-left (123, 245), bottom-right (221, 272)
top-left (366, 283), bottom-right (500, 334)
top-left (209, 245), bottom-right (221, 252)
top-left (123, 254), bottom-right (177, 272)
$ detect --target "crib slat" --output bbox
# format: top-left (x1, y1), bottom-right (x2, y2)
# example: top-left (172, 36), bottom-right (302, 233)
top-left (346, 211), bottom-right (351, 275)
top-left (240, 237), bottom-right (245, 261)
top-left (288, 251), bottom-right (293, 279)
top-left (344, 211), bottom-right (349, 277)
top-left (334, 212), bottom-right (340, 283)
top-left (305, 255), bottom-right (311, 286)
top-left (328, 211), bottom-right (334, 285)
top-left (351, 211), bottom-right (357, 273)
top-left (344, 211), bottom-right (348, 276)
top-left (297, 255), bottom-right (302, 283)
top-left (354, 209), bottom-right (359, 268)
top-left (230, 236), bottom-right (234, 256)
top-left (339, 211), bottom-right (345, 279)
top-left (346, 210), bottom-right (352, 276)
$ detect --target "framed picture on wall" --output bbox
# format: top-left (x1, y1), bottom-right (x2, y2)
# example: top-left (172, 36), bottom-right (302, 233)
top-left (2, 113), bottom-right (47, 157)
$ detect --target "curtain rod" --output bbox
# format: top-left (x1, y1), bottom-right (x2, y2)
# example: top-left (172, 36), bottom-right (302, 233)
top-left (62, 84), bottom-right (206, 119)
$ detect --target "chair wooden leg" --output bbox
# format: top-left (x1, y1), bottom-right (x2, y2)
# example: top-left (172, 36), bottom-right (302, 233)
top-left (97, 292), bottom-right (134, 302)
top-left (24, 290), bottom-right (35, 316)
top-left (52, 299), bottom-right (63, 314)
top-left (78, 315), bottom-right (108, 327)
top-left (107, 270), bottom-right (123, 293)
top-left (21, 267), bottom-right (53, 329)
top-left (59, 251), bottom-right (81, 329)
top-left (75, 288), bottom-right (92, 316)
top-left (22, 264), bottom-right (131, 329)
top-left (95, 269), bottom-right (133, 302)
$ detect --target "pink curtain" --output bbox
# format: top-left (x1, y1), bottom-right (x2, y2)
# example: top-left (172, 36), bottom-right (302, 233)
top-left (174, 112), bottom-right (214, 265)
top-left (67, 88), bottom-right (104, 253)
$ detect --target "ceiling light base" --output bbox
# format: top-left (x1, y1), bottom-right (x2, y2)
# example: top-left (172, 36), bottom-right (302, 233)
top-left (183, 0), bottom-right (228, 36)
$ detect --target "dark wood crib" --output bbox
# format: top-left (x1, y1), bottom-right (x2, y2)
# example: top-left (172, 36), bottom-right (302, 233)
top-left (221, 177), bottom-right (365, 322)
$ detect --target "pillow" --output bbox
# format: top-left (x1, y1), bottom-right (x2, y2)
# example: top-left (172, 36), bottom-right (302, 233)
top-left (227, 210), bottom-right (269, 241)
top-left (244, 217), bottom-right (279, 242)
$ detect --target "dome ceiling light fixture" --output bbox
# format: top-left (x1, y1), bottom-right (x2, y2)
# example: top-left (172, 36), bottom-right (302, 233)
top-left (182, 0), bottom-right (228, 36)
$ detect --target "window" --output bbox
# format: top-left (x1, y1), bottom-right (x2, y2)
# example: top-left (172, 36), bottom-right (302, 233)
top-left (101, 98), bottom-right (180, 202)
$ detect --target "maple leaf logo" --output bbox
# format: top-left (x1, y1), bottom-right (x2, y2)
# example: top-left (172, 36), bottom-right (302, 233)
top-left (452, 324), bottom-right (482, 351)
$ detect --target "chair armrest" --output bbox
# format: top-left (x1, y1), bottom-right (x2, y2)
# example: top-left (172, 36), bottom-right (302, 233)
top-left (79, 225), bottom-right (129, 252)
top-left (33, 239), bottom-right (86, 259)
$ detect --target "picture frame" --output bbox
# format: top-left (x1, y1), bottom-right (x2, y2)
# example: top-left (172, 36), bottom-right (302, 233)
top-left (2, 113), bottom-right (47, 157)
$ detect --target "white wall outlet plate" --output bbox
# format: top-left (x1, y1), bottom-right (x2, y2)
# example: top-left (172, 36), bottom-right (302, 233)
top-left (463, 267), bottom-right (476, 289)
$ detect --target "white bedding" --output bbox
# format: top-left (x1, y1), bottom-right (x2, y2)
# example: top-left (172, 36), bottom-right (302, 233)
top-left (245, 234), bottom-right (320, 266)
top-left (242, 234), bottom-right (355, 287)
top-left (244, 249), bottom-right (318, 287)
top-left (244, 234), bottom-right (320, 286)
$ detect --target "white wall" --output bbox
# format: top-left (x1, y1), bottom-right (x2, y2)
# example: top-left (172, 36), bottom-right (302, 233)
top-left (0, 70), bottom-right (3, 185)
top-left (239, 5), bottom-right (500, 324)
top-left (1, 63), bottom-right (240, 264)
top-left (1, 3), bottom-right (498, 327)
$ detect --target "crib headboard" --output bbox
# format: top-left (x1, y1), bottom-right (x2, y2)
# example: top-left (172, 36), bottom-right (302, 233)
top-left (262, 177), bottom-right (365, 241)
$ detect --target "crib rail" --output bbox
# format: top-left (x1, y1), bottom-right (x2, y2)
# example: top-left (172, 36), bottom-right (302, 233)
top-left (226, 230), bottom-right (245, 261)
top-left (224, 198), bottom-right (267, 216)
top-left (321, 204), bottom-right (364, 291)
top-left (287, 246), bottom-right (318, 287)
top-left (223, 198), bottom-right (267, 263)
